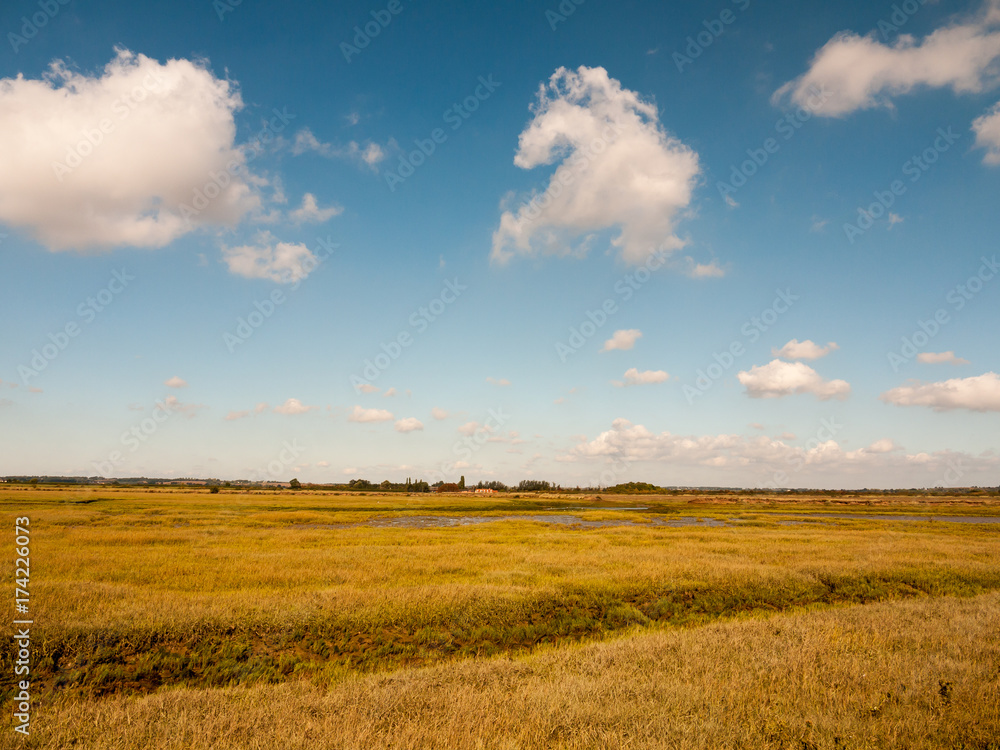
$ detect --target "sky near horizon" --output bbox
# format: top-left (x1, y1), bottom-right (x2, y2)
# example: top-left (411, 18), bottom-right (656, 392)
top-left (1, 0), bottom-right (999, 489)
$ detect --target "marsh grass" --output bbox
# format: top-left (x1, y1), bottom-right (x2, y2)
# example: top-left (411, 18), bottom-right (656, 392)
top-left (2, 487), bottom-right (1000, 746)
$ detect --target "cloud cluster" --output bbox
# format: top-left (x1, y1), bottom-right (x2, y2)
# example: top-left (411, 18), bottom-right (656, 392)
top-left (492, 65), bottom-right (700, 266)
top-left (973, 101), bottom-right (1000, 164)
top-left (880, 372), bottom-right (1000, 412)
top-left (738, 360), bottom-right (850, 400)
top-left (289, 193), bottom-right (342, 224)
top-left (773, 2), bottom-right (1000, 117)
top-left (291, 128), bottom-right (387, 170)
top-left (0, 48), bottom-right (256, 251)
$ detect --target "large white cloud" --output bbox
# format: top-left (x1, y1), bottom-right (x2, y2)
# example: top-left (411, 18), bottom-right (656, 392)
top-left (0, 48), bottom-right (258, 251)
top-left (738, 360), bottom-right (850, 400)
top-left (491, 66), bottom-right (700, 266)
top-left (880, 372), bottom-right (1000, 412)
top-left (773, 1), bottom-right (1000, 117)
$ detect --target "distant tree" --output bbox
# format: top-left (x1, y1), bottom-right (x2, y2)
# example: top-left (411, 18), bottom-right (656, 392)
top-left (459, 475), bottom-right (465, 489)
top-left (431, 480), bottom-right (443, 488)
top-left (29, 478), bottom-right (38, 487)
top-left (411, 480), bottom-right (430, 493)
top-left (289, 478), bottom-right (302, 490)
top-left (517, 480), bottom-right (552, 492)
top-left (380, 480), bottom-right (392, 490)
top-left (436, 483), bottom-right (461, 493)
top-left (209, 486), bottom-right (220, 494)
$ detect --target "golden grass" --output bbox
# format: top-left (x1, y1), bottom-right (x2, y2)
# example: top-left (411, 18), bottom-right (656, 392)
top-left (2, 487), bottom-right (1000, 746)
top-left (13, 592), bottom-right (1000, 749)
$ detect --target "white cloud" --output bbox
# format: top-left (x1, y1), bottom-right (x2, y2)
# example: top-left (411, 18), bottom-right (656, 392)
top-left (347, 405), bottom-right (394, 423)
top-left (273, 398), bottom-right (318, 415)
top-left (973, 101), bottom-right (1000, 164)
top-left (291, 128), bottom-right (387, 170)
top-left (395, 417), bottom-right (424, 433)
top-left (563, 418), bottom-right (999, 485)
top-left (601, 329), bottom-right (642, 352)
top-left (917, 351), bottom-right (970, 366)
top-left (221, 232), bottom-right (319, 283)
top-left (162, 394), bottom-right (206, 419)
top-left (880, 372), bottom-right (1000, 412)
top-left (317, 460), bottom-right (330, 467)
top-left (357, 384), bottom-right (380, 394)
top-left (289, 193), bottom-right (342, 224)
top-left (491, 65), bottom-right (700, 266)
top-left (612, 368), bottom-right (669, 387)
top-left (224, 410), bottom-right (249, 421)
top-left (383, 387), bottom-right (397, 398)
top-left (253, 402), bottom-right (269, 414)
top-left (771, 339), bottom-right (840, 360)
top-left (0, 48), bottom-right (257, 251)
top-left (738, 360), bottom-right (851, 400)
top-left (164, 375), bottom-right (188, 388)
top-left (773, 2), bottom-right (1000, 117)
top-left (431, 407), bottom-right (449, 420)
top-left (887, 212), bottom-right (904, 228)
top-left (486, 377), bottom-right (511, 387)
top-left (685, 259), bottom-right (726, 279)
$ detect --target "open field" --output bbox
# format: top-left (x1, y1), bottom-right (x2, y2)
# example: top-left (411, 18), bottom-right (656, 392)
top-left (2, 486), bottom-right (1000, 748)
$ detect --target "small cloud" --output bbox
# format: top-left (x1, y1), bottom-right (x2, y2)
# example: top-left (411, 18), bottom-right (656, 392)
top-left (383, 387), bottom-right (397, 398)
top-left (289, 193), bottom-right (342, 224)
top-left (395, 417), bottom-right (424, 433)
top-left (779, 431), bottom-right (796, 440)
top-left (254, 402), bottom-right (269, 414)
top-left (164, 376), bottom-right (188, 389)
top-left (27, 387), bottom-right (42, 394)
top-left (486, 377), bottom-right (511, 387)
top-left (348, 405), bottom-right (394, 423)
top-left (772, 339), bottom-right (839, 361)
top-left (724, 194), bottom-right (739, 209)
top-left (749, 422), bottom-right (764, 430)
top-left (317, 460), bottom-right (331, 467)
top-left (431, 407), bottom-right (449, 420)
top-left (127, 403), bottom-right (145, 411)
top-left (612, 368), bottom-right (669, 387)
top-left (810, 216), bottom-right (828, 232)
top-left (887, 213), bottom-right (904, 229)
top-left (273, 398), bottom-right (319, 415)
top-left (866, 438), bottom-right (899, 453)
top-left (225, 410), bottom-right (250, 421)
top-left (916, 351), bottom-right (970, 366)
top-left (686, 260), bottom-right (726, 279)
top-left (163, 395), bottom-right (207, 419)
top-left (357, 384), bottom-right (380, 394)
top-left (601, 329), bottom-right (642, 352)
top-left (222, 232), bottom-right (320, 284)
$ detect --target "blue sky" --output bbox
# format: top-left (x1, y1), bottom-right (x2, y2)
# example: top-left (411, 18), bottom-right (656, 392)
top-left (1, 0), bottom-right (999, 488)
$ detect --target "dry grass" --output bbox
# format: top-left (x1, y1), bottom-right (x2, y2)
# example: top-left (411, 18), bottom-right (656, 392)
top-left (2, 487), bottom-right (999, 747)
top-left (13, 592), bottom-right (1000, 749)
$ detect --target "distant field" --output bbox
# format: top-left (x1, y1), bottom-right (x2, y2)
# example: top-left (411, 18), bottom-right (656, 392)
top-left (2, 486), bottom-right (999, 748)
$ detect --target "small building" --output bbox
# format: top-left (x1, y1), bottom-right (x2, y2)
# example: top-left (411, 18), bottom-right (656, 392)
top-left (474, 488), bottom-right (497, 495)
